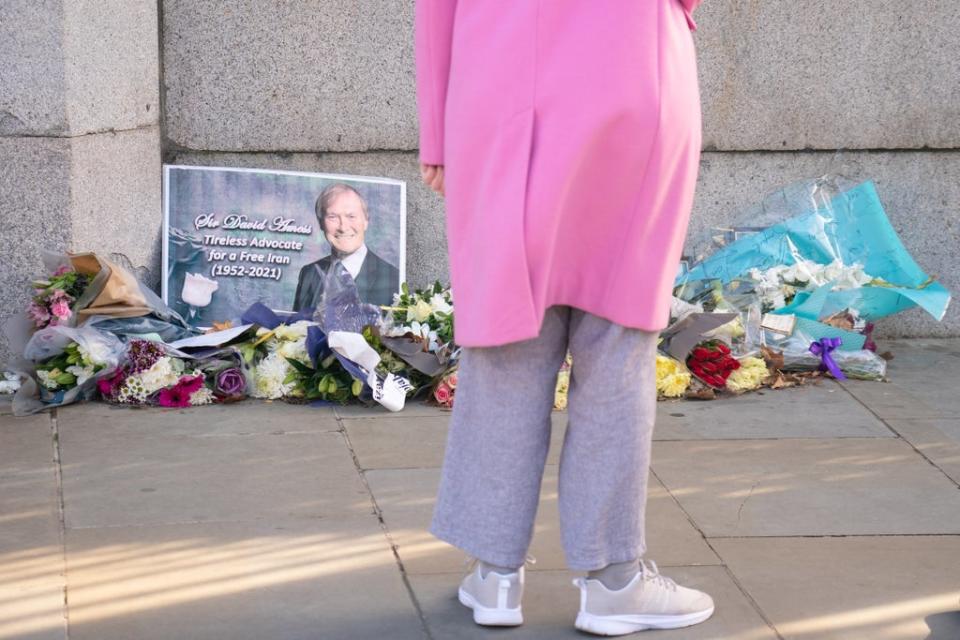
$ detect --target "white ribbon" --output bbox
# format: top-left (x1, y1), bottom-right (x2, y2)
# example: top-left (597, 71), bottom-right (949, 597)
top-left (327, 331), bottom-right (412, 412)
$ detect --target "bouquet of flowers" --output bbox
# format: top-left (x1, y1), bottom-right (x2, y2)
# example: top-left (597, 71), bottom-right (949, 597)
top-left (36, 341), bottom-right (110, 395)
top-left (554, 354), bottom-right (572, 410)
top-left (656, 353), bottom-right (692, 398)
top-left (97, 339), bottom-right (226, 407)
top-left (19, 325), bottom-right (125, 409)
top-left (239, 321), bottom-right (314, 400)
top-left (27, 265), bottom-right (90, 329)
top-left (686, 339), bottom-right (741, 389)
top-left (383, 282), bottom-right (454, 353)
top-left (432, 368), bottom-right (458, 409)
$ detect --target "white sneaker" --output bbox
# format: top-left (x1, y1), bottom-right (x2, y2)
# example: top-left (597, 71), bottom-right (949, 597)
top-left (572, 559), bottom-right (715, 635)
top-left (457, 557), bottom-right (531, 626)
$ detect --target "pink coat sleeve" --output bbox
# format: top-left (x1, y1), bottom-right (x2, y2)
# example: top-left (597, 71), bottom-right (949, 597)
top-left (414, 0), bottom-right (458, 165)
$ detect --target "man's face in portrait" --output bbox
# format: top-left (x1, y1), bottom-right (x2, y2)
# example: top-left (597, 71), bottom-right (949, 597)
top-left (323, 190), bottom-right (369, 256)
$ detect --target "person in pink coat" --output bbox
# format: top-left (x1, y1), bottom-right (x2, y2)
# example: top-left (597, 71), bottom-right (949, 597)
top-left (416, 0), bottom-right (714, 634)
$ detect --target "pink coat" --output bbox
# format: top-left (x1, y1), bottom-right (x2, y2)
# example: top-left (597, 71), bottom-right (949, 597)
top-left (416, 0), bottom-right (703, 347)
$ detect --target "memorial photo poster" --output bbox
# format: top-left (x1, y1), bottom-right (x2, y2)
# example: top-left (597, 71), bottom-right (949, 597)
top-left (162, 165), bottom-right (406, 327)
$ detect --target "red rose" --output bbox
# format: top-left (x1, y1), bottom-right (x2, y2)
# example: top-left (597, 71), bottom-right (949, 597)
top-left (691, 347), bottom-right (712, 361)
top-left (700, 361), bottom-right (719, 374)
top-left (716, 342), bottom-right (731, 355)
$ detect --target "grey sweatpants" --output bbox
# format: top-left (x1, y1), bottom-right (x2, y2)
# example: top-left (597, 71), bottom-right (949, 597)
top-left (430, 305), bottom-right (659, 571)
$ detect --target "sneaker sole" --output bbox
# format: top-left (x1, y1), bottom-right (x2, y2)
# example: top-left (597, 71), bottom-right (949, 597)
top-left (574, 606), bottom-right (715, 636)
top-left (458, 587), bottom-right (523, 626)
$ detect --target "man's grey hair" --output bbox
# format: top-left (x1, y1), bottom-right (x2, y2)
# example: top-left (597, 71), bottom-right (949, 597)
top-left (315, 183), bottom-right (368, 232)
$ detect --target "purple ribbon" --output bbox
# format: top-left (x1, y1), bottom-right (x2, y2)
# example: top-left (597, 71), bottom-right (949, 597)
top-left (809, 337), bottom-right (846, 380)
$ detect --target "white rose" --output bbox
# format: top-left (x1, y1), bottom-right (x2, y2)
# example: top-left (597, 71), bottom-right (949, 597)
top-left (181, 273), bottom-right (219, 307)
top-left (406, 299), bottom-right (433, 323)
top-left (429, 293), bottom-right (453, 315)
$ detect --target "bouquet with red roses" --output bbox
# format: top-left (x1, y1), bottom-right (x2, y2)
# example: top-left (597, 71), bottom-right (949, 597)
top-left (686, 339), bottom-right (741, 389)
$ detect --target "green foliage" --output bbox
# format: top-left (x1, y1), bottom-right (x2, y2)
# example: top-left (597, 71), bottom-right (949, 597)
top-left (284, 357), bottom-right (358, 404)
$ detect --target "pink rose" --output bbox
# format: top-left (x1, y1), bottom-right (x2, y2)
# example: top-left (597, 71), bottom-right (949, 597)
top-left (53, 266), bottom-right (72, 277)
top-left (434, 382), bottom-right (453, 406)
top-left (445, 372), bottom-right (458, 389)
top-left (50, 300), bottom-right (72, 320)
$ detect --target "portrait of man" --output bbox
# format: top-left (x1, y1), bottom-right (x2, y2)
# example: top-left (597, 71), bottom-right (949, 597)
top-left (293, 183), bottom-right (401, 311)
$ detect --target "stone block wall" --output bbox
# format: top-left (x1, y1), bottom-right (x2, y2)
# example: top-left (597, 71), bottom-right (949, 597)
top-left (0, 1), bottom-right (162, 362)
top-left (1, 0), bottom-right (957, 363)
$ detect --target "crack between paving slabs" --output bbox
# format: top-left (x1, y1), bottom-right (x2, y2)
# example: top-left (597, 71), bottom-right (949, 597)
top-left (51, 410), bottom-right (71, 639)
top-left (835, 382), bottom-right (960, 490)
top-left (649, 467), bottom-right (785, 639)
top-left (336, 416), bottom-right (435, 640)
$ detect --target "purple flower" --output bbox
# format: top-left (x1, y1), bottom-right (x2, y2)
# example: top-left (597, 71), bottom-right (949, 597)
top-left (215, 368), bottom-right (246, 397)
top-left (127, 340), bottom-right (165, 373)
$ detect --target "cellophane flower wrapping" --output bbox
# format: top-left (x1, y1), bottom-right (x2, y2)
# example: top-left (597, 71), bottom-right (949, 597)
top-left (12, 325), bottom-right (125, 415)
top-left (673, 174), bottom-right (951, 371)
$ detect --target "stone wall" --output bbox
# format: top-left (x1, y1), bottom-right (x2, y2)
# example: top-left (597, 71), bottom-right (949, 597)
top-left (1, 1), bottom-right (957, 363)
top-left (161, 0), bottom-right (959, 338)
top-left (0, 0), bottom-right (161, 362)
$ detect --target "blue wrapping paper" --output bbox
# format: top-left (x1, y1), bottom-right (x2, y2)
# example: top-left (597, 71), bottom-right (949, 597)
top-left (677, 181), bottom-right (950, 322)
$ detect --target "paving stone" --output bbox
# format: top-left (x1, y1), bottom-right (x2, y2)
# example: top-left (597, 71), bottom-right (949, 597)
top-left (886, 418), bottom-right (960, 486)
top-left (59, 431), bottom-right (370, 529)
top-left (836, 340), bottom-right (960, 419)
top-left (343, 413), bottom-right (568, 470)
top-left (0, 414), bottom-right (59, 537)
top-left (410, 566), bottom-right (777, 639)
top-left (652, 438), bottom-right (960, 536)
top-left (654, 381), bottom-right (893, 439)
top-left (365, 465), bottom-right (717, 574)
top-left (0, 414), bottom-right (65, 640)
top-left (64, 517), bottom-right (425, 640)
top-left (712, 536), bottom-right (960, 640)
top-left (56, 400), bottom-right (340, 437)
top-left (335, 401), bottom-right (450, 420)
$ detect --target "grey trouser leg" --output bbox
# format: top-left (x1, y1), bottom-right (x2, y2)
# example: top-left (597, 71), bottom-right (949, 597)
top-left (429, 305), bottom-right (659, 570)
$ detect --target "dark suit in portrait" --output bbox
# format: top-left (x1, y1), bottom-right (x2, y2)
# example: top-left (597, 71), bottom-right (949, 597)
top-left (293, 249), bottom-right (400, 311)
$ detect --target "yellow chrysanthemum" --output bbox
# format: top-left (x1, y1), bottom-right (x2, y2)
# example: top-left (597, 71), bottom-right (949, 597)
top-left (554, 370), bottom-right (570, 410)
top-left (656, 354), bottom-right (691, 398)
top-left (726, 356), bottom-right (768, 392)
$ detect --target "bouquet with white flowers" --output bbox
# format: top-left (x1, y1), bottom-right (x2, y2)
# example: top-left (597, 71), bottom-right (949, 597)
top-left (239, 320), bottom-right (314, 400)
top-left (383, 282), bottom-right (454, 352)
top-left (97, 339), bottom-right (224, 407)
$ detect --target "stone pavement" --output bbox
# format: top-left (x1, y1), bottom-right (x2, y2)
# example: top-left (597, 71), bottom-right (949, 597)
top-left (2, 339), bottom-right (959, 639)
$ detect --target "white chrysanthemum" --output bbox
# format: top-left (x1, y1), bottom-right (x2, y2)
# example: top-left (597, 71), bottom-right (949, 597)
top-left (66, 364), bottom-right (95, 386)
top-left (117, 375), bottom-right (149, 404)
top-left (251, 353), bottom-right (294, 399)
top-left (138, 357), bottom-right (182, 395)
top-left (189, 386), bottom-right (215, 406)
